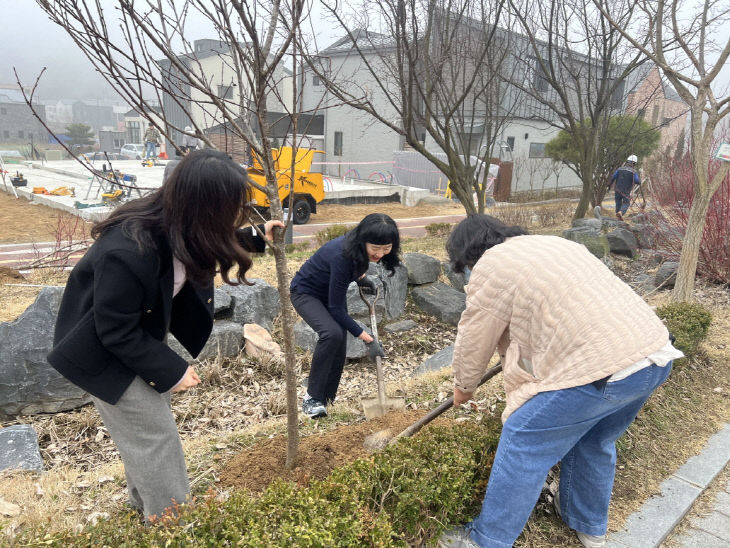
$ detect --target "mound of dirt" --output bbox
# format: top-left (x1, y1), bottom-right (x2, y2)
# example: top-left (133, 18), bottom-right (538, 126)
top-left (219, 409), bottom-right (454, 493)
top-left (0, 266), bottom-right (26, 284)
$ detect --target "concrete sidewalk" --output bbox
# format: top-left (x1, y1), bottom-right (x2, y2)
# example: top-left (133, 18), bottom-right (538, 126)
top-left (606, 423), bottom-right (730, 547)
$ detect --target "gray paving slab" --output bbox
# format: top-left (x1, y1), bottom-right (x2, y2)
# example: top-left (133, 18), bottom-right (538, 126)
top-left (673, 529), bottom-right (729, 547)
top-left (605, 476), bottom-right (700, 548)
top-left (688, 510), bottom-right (730, 540)
top-left (605, 425), bottom-right (730, 548)
top-left (674, 426), bottom-right (730, 487)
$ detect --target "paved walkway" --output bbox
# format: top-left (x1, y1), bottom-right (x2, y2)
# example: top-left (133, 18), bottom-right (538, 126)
top-left (606, 423), bottom-right (730, 547)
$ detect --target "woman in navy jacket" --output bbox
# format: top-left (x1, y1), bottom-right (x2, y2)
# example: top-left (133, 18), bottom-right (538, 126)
top-left (290, 213), bottom-right (401, 418)
top-left (48, 149), bottom-right (282, 521)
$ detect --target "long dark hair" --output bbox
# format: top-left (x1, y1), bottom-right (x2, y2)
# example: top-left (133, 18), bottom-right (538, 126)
top-left (92, 149), bottom-right (254, 286)
top-left (447, 214), bottom-right (528, 273)
top-left (343, 213), bottom-right (401, 277)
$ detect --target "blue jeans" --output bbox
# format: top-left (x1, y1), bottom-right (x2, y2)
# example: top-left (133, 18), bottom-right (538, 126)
top-left (145, 141), bottom-right (156, 159)
top-left (468, 362), bottom-right (672, 548)
top-left (615, 188), bottom-right (631, 215)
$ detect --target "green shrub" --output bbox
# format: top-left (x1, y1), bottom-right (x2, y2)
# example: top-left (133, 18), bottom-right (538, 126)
top-left (425, 222), bottom-right (453, 238)
top-left (656, 301), bottom-right (712, 361)
top-left (315, 224), bottom-right (351, 247)
top-left (16, 421), bottom-right (502, 547)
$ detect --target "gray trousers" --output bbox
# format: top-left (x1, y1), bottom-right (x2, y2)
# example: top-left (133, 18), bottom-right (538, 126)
top-left (91, 375), bottom-right (190, 521)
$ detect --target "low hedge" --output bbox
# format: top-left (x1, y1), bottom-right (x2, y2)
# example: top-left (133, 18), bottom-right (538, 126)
top-left (656, 301), bottom-right (712, 362)
top-left (16, 420), bottom-right (501, 547)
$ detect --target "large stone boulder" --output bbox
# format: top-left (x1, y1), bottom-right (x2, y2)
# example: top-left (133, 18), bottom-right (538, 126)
top-left (0, 425), bottom-right (43, 473)
top-left (572, 218), bottom-right (602, 231)
top-left (411, 282), bottom-right (466, 326)
top-left (293, 319), bottom-right (371, 359)
top-left (655, 261), bottom-right (679, 289)
top-left (380, 264), bottom-right (408, 319)
top-left (562, 227), bottom-right (610, 258)
top-left (0, 287), bottom-right (91, 419)
top-left (606, 228), bottom-right (638, 257)
top-left (213, 288), bottom-right (233, 317)
top-left (411, 345), bottom-right (454, 377)
top-left (218, 279), bottom-right (280, 330)
top-left (630, 224), bottom-right (654, 249)
top-left (346, 279), bottom-right (386, 323)
top-left (403, 253), bottom-right (441, 285)
top-left (442, 262), bottom-right (467, 293)
top-left (168, 320), bottom-right (244, 361)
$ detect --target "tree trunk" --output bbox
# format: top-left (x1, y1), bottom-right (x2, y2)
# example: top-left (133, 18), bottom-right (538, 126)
top-left (573, 175), bottom-right (592, 219)
top-left (270, 242), bottom-right (300, 469)
top-left (672, 191), bottom-right (711, 302)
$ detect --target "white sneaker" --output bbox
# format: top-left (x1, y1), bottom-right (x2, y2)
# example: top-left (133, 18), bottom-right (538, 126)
top-left (438, 526), bottom-right (481, 548)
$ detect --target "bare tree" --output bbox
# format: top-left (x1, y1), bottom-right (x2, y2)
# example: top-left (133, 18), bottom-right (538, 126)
top-left (305, 0), bottom-right (519, 214)
top-left (32, 0), bottom-right (310, 468)
top-left (507, 0), bottom-right (652, 219)
top-left (596, 0), bottom-right (730, 301)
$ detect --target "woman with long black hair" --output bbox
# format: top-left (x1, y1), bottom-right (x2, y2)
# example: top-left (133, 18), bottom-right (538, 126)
top-left (290, 213), bottom-right (402, 418)
top-left (48, 149), bottom-right (283, 521)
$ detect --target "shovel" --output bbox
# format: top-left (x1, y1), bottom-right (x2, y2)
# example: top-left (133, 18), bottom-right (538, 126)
top-left (364, 362), bottom-right (503, 451)
top-left (359, 286), bottom-right (406, 419)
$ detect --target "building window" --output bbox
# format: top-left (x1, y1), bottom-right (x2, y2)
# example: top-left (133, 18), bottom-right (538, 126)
top-left (127, 121), bottom-right (141, 143)
top-left (113, 137), bottom-right (124, 148)
top-left (528, 56), bottom-right (549, 92)
top-left (313, 75), bottom-right (321, 87)
top-left (506, 136), bottom-right (515, 151)
top-left (18, 130), bottom-right (24, 139)
top-left (661, 117), bottom-right (671, 127)
top-left (529, 142), bottom-right (546, 158)
top-left (334, 131), bottom-right (343, 156)
top-left (3, 130), bottom-right (9, 138)
top-left (637, 108), bottom-right (646, 120)
top-left (651, 105), bottom-right (660, 126)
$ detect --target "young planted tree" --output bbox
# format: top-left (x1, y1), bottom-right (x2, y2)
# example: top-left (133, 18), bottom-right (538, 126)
top-left (596, 0), bottom-right (730, 301)
top-left (65, 123), bottom-right (95, 147)
top-left (545, 114), bottom-right (660, 206)
top-left (306, 0), bottom-right (519, 214)
top-left (507, 0), bottom-right (652, 219)
top-left (33, 0), bottom-right (312, 468)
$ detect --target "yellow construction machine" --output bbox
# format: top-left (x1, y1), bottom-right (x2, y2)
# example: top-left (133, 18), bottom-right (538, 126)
top-left (246, 146), bottom-right (325, 224)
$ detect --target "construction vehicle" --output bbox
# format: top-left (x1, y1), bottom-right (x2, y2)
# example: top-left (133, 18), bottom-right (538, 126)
top-left (246, 146), bottom-right (325, 225)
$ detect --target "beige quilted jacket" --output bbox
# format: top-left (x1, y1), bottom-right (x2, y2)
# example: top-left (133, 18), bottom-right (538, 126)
top-left (452, 235), bottom-right (668, 422)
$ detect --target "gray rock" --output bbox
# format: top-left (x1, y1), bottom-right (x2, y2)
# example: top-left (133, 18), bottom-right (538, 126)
top-left (655, 261), bottom-right (679, 289)
top-left (634, 273), bottom-right (650, 283)
top-left (384, 319), bottom-right (417, 333)
top-left (219, 279), bottom-right (280, 330)
top-left (346, 279), bottom-right (386, 323)
top-left (380, 264), bottom-right (408, 319)
top-left (607, 228), bottom-right (638, 257)
top-left (442, 262), bottom-right (467, 293)
top-left (562, 227), bottom-right (610, 258)
top-left (599, 217), bottom-right (631, 231)
top-left (293, 319), bottom-right (372, 359)
top-left (630, 224), bottom-right (654, 249)
top-left (168, 321), bottom-right (244, 362)
top-left (0, 287), bottom-right (91, 419)
top-left (572, 218), bottom-right (602, 230)
top-left (213, 288), bottom-right (233, 317)
top-left (403, 253), bottom-right (441, 285)
top-left (0, 425), bottom-right (43, 473)
top-left (631, 212), bottom-right (649, 224)
top-left (411, 345), bottom-right (454, 377)
top-left (600, 256), bottom-right (615, 269)
top-left (411, 282), bottom-right (466, 326)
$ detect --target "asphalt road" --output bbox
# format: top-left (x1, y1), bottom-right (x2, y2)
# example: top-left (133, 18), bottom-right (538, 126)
top-left (0, 213), bottom-right (466, 271)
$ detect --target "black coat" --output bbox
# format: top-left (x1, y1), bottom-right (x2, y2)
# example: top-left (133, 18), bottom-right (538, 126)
top-left (48, 224), bottom-right (264, 404)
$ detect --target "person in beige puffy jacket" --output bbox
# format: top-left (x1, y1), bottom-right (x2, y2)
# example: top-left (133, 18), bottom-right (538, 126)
top-left (439, 215), bottom-right (682, 548)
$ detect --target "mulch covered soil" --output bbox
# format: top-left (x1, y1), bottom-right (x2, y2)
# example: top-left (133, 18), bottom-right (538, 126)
top-left (220, 409), bottom-right (454, 492)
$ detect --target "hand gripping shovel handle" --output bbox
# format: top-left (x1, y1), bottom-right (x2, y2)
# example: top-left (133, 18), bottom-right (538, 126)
top-left (389, 362), bottom-right (503, 445)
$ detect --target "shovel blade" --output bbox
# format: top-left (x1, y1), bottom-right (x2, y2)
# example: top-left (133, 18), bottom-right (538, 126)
top-left (361, 395), bottom-right (406, 420)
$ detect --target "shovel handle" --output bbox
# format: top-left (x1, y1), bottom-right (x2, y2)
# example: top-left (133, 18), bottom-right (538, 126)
top-left (389, 362), bottom-right (503, 444)
top-left (359, 286), bottom-right (387, 406)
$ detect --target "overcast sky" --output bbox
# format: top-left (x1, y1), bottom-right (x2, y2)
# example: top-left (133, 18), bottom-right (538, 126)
top-left (1, 1), bottom-right (726, 106)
